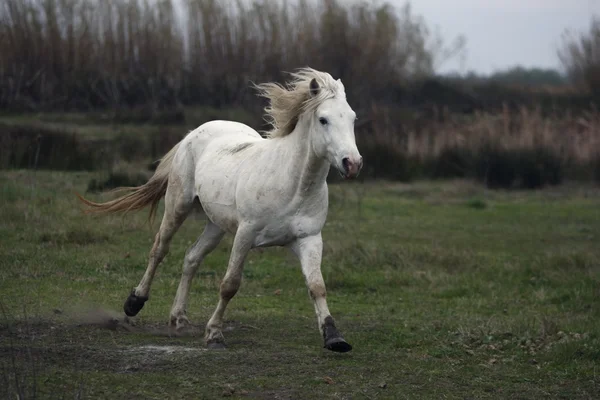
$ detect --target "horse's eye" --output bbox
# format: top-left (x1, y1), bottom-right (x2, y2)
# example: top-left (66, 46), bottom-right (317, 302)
top-left (319, 117), bottom-right (328, 126)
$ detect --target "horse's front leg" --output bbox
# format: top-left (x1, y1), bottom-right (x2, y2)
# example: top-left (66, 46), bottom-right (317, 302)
top-left (290, 234), bottom-right (352, 353)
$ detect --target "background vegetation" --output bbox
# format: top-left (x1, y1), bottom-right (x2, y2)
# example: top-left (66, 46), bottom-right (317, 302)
top-left (1, 0), bottom-right (599, 188)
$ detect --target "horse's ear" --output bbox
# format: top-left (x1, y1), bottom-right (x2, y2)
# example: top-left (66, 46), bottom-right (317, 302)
top-left (309, 78), bottom-right (320, 97)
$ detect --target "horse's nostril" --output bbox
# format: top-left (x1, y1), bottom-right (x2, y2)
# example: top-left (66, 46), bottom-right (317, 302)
top-left (342, 157), bottom-right (350, 171)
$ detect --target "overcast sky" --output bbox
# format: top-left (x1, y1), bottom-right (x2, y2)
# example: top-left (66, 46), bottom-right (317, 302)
top-left (398, 0), bottom-right (599, 75)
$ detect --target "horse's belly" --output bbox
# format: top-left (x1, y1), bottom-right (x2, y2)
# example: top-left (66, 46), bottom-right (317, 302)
top-left (253, 215), bottom-right (324, 248)
top-left (253, 227), bottom-right (295, 248)
top-left (201, 202), bottom-right (239, 234)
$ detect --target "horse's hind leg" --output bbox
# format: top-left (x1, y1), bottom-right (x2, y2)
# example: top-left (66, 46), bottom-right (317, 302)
top-left (123, 181), bottom-right (193, 317)
top-left (205, 225), bottom-right (254, 349)
top-left (169, 221), bottom-right (225, 330)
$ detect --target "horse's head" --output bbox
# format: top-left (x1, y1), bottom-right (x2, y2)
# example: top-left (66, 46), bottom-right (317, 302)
top-left (307, 77), bottom-right (363, 179)
top-left (255, 68), bottom-right (363, 178)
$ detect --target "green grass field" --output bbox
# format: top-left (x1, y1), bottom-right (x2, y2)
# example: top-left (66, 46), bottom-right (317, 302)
top-left (1, 171), bottom-right (599, 399)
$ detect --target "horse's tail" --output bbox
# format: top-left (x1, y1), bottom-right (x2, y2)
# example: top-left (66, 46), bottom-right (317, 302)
top-left (76, 142), bottom-right (181, 223)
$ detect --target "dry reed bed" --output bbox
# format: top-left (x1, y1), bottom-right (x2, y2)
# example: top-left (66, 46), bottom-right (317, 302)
top-left (359, 105), bottom-right (600, 187)
top-left (403, 106), bottom-right (600, 162)
top-left (2, 105), bottom-right (600, 188)
top-left (0, 0), bottom-right (597, 187)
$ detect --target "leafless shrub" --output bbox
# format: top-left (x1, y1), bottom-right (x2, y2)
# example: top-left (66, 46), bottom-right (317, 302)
top-left (559, 16), bottom-right (600, 96)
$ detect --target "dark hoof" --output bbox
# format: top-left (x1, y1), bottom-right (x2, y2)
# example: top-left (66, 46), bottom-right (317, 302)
top-left (123, 290), bottom-right (148, 317)
top-left (207, 341), bottom-right (226, 351)
top-left (325, 337), bottom-right (353, 353)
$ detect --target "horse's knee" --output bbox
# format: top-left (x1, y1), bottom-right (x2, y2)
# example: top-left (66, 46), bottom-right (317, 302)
top-left (182, 252), bottom-right (201, 276)
top-left (220, 276), bottom-right (241, 300)
top-left (308, 283), bottom-right (327, 300)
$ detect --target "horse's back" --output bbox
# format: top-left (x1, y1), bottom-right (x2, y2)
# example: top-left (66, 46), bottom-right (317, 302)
top-left (191, 120), bottom-right (261, 141)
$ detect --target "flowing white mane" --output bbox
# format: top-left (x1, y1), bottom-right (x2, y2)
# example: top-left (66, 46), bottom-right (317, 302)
top-left (254, 67), bottom-right (346, 138)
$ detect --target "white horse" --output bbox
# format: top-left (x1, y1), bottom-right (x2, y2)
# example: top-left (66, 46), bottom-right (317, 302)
top-left (78, 68), bottom-right (363, 352)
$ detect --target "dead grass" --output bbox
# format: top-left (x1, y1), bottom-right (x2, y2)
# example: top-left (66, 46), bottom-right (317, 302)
top-left (360, 105), bottom-right (600, 187)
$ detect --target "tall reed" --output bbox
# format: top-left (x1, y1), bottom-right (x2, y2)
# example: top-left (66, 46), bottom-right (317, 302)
top-left (358, 104), bottom-right (600, 187)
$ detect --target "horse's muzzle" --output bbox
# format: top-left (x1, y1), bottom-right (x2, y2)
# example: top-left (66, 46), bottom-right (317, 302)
top-left (341, 156), bottom-right (363, 179)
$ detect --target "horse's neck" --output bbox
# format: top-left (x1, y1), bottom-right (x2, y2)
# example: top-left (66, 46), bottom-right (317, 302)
top-left (278, 119), bottom-right (330, 194)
